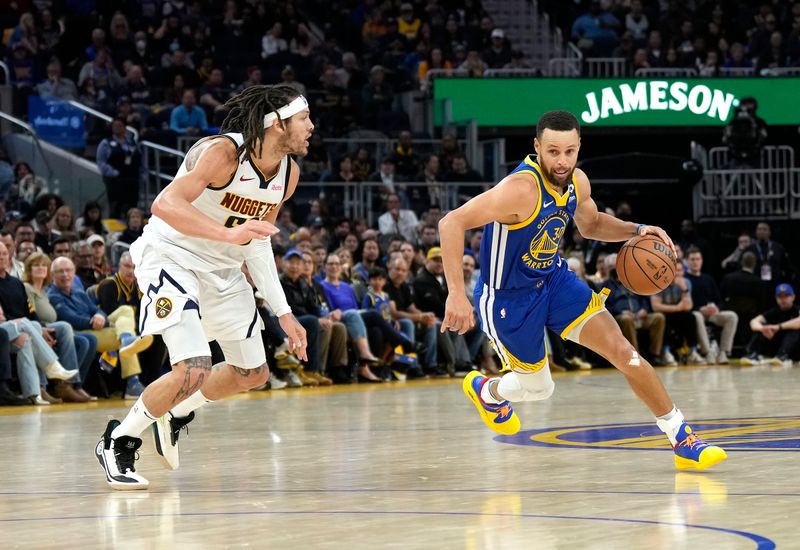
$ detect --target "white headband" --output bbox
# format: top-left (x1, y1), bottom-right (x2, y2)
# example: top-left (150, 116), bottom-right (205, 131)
top-left (263, 95), bottom-right (309, 127)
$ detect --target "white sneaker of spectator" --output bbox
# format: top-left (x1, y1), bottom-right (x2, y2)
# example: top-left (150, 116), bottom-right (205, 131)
top-left (269, 377), bottom-right (288, 390)
top-left (686, 350), bottom-right (706, 365)
top-left (45, 361), bottom-right (78, 380)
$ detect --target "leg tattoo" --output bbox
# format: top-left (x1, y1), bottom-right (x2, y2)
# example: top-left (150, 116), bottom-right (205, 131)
top-left (231, 365), bottom-right (265, 377)
top-left (173, 356), bottom-right (212, 402)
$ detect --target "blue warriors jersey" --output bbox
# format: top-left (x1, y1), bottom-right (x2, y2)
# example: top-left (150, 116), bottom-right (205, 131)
top-left (362, 289), bottom-right (392, 322)
top-left (478, 155), bottom-right (580, 290)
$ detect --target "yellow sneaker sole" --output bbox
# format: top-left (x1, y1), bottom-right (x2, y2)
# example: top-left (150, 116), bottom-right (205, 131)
top-left (674, 446), bottom-right (728, 471)
top-left (462, 372), bottom-right (520, 436)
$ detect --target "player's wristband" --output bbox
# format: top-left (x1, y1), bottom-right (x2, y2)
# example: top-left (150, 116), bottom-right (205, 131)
top-left (635, 223), bottom-right (646, 236)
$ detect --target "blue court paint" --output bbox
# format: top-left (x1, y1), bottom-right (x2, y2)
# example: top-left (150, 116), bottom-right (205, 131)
top-left (496, 416), bottom-right (800, 451)
top-left (0, 509), bottom-right (775, 548)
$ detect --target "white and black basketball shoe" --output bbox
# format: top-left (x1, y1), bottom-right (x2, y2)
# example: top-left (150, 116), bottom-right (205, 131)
top-left (95, 419), bottom-right (149, 490)
top-left (151, 412), bottom-right (194, 470)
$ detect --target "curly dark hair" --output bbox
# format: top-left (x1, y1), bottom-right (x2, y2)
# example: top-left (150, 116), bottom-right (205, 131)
top-left (220, 84), bottom-right (302, 162)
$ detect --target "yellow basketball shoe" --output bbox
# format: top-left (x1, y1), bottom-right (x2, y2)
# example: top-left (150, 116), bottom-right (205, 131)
top-left (673, 423), bottom-right (728, 470)
top-left (462, 371), bottom-right (520, 435)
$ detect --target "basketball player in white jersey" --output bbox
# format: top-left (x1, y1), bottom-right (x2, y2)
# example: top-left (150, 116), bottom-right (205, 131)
top-left (96, 85), bottom-right (312, 489)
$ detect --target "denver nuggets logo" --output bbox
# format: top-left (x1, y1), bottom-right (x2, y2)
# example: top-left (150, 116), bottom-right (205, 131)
top-left (521, 211), bottom-right (569, 270)
top-left (155, 297), bottom-right (173, 319)
top-left (496, 417), bottom-right (800, 452)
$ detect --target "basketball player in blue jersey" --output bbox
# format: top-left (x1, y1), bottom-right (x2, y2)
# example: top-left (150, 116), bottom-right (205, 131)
top-left (439, 111), bottom-right (726, 471)
top-left (95, 85), bottom-right (312, 489)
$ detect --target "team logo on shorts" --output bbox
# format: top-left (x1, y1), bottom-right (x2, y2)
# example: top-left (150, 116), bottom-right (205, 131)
top-left (155, 297), bottom-right (173, 319)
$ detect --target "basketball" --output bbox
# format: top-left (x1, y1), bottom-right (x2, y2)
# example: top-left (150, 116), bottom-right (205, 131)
top-left (616, 235), bottom-right (677, 295)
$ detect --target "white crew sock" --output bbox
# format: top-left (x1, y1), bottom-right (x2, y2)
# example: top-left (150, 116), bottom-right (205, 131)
top-left (480, 378), bottom-right (502, 404)
top-left (655, 406), bottom-right (685, 446)
top-left (169, 389), bottom-right (213, 419)
top-left (112, 396), bottom-right (158, 439)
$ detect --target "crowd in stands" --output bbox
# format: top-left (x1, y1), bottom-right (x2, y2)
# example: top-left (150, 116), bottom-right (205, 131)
top-left (551, 0), bottom-right (800, 75)
top-left (2, 161), bottom-right (799, 408)
top-left (0, 0), bottom-right (528, 141)
top-left (1, 2), bottom-right (800, 408)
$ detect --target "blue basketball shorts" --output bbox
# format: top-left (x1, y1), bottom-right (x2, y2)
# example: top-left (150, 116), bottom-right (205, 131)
top-left (474, 261), bottom-right (608, 373)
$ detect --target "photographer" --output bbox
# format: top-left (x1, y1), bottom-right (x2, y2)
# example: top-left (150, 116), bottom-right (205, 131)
top-left (722, 96), bottom-right (767, 167)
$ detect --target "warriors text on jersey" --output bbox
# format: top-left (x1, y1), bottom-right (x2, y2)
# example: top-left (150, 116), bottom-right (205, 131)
top-left (479, 155), bottom-right (580, 290)
top-left (143, 132), bottom-right (291, 271)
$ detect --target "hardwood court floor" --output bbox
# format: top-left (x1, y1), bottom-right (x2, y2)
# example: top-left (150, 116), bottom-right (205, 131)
top-left (1, 365), bottom-right (798, 549)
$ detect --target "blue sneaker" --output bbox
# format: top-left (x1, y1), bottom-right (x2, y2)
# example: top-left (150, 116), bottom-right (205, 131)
top-left (673, 423), bottom-right (727, 470)
top-left (124, 376), bottom-right (146, 400)
top-left (462, 371), bottom-right (520, 435)
top-left (119, 333), bottom-right (154, 359)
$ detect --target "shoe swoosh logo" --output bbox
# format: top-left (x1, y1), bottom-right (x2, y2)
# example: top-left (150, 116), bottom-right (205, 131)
top-left (240, 176), bottom-right (255, 181)
top-left (543, 200), bottom-right (554, 208)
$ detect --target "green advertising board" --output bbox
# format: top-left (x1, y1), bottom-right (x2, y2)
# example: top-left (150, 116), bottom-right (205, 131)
top-left (433, 78), bottom-right (800, 127)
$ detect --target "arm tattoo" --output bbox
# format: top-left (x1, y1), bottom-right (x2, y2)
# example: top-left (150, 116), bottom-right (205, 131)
top-left (173, 356), bottom-right (212, 402)
top-left (231, 365), bottom-right (266, 377)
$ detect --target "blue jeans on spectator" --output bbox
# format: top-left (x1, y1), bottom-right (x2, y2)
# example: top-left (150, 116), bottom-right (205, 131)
top-left (73, 332), bottom-right (98, 386)
top-left (294, 315), bottom-right (321, 373)
top-left (341, 310), bottom-right (368, 339)
top-left (47, 321), bottom-right (82, 383)
top-left (465, 327), bottom-right (485, 362)
top-left (423, 322), bottom-right (439, 368)
top-left (2, 319), bottom-right (58, 397)
top-left (397, 319), bottom-right (415, 342)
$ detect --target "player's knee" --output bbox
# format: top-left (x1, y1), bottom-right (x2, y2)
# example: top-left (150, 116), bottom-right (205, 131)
top-left (231, 363), bottom-right (270, 390)
top-left (611, 340), bottom-right (639, 369)
top-left (250, 364), bottom-right (270, 388)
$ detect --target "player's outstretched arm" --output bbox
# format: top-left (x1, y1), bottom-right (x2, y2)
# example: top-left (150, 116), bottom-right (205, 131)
top-left (151, 138), bottom-right (278, 245)
top-left (572, 169), bottom-right (676, 255)
top-left (438, 174), bottom-right (535, 334)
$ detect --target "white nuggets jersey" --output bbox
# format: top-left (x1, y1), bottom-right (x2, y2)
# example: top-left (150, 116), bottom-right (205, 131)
top-left (143, 133), bottom-right (290, 272)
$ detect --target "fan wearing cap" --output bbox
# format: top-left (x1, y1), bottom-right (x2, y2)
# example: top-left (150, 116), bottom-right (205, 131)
top-left (742, 283), bottom-right (800, 366)
top-left (483, 28), bottom-right (512, 68)
top-left (93, 84), bottom-right (314, 490)
top-left (413, 246), bottom-right (474, 374)
top-left (87, 234), bottom-right (112, 282)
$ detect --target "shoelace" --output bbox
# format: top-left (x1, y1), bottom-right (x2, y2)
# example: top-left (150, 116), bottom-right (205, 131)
top-left (172, 424), bottom-right (189, 444)
top-left (678, 433), bottom-right (706, 452)
top-left (115, 448), bottom-right (140, 473)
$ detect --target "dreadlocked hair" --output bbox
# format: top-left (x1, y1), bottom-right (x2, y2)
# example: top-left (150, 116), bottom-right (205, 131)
top-left (220, 84), bottom-right (300, 162)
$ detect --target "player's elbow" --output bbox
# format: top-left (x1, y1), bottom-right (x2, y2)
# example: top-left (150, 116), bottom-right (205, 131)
top-left (438, 212), bottom-right (462, 235)
top-left (151, 194), bottom-right (165, 218)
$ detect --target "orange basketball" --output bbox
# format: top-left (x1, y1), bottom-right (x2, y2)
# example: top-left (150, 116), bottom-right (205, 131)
top-left (616, 235), bottom-right (677, 295)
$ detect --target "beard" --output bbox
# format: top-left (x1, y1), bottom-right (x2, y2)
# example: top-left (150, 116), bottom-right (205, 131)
top-left (540, 163), bottom-right (575, 188)
top-left (279, 127), bottom-right (310, 157)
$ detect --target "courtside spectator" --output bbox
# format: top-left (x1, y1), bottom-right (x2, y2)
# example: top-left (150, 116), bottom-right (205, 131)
top-left (685, 247), bottom-right (739, 364)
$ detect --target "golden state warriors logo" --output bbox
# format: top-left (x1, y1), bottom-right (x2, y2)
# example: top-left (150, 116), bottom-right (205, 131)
top-left (155, 297), bottom-right (173, 319)
top-left (521, 211), bottom-right (569, 270)
top-left (496, 417), bottom-right (800, 451)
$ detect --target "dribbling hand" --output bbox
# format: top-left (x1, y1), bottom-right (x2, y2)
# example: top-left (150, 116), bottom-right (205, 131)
top-left (638, 224), bottom-right (677, 258)
top-left (279, 314), bottom-right (308, 361)
top-left (441, 293), bottom-right (475, 335)
top-left (227, 219), bottom-right (280, 245)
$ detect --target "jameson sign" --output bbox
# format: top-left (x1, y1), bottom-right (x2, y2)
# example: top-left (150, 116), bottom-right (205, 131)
top-left (433, 78), bottom-right (800, 127)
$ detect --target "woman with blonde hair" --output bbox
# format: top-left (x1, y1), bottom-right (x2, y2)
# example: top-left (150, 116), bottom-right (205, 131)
top-left (23, 252), bottom-right (97, 402)
top-left (52, 205), bottom-right (76, 237)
